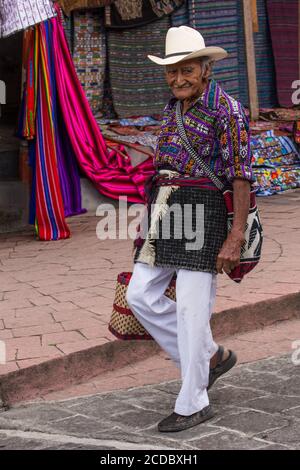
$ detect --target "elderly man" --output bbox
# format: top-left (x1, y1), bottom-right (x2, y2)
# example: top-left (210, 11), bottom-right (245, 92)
top-left (126, 26), bottom-right (254, 432)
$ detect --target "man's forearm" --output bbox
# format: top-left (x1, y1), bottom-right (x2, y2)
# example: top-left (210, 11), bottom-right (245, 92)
top-left (230, 178), bottom-right (250, 242)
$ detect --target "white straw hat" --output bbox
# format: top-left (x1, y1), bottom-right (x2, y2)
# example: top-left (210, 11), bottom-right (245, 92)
top-left (148, 26), bottom-right (228, 65)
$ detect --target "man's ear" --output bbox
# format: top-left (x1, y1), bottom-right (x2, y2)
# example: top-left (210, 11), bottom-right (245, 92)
top-left (203, 63), bottom-right (213, 80)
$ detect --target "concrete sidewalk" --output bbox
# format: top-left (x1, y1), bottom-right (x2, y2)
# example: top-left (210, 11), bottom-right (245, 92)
top-left (0, 190), bottom-right (299, 404)
top-left (0, 353), bottom-right (299, 450)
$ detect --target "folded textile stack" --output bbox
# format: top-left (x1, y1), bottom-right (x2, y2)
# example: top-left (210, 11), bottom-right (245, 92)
top-left (251, 130), bottom-right (300, 196)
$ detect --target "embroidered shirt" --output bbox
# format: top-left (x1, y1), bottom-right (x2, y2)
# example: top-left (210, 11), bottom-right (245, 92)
top-left (154, 79), bottom-right (255, 186)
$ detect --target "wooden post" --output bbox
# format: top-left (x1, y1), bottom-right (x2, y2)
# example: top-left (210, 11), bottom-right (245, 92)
top-left (251, 0), bottom-right (259, 33)
top-left (243, 0), bottom-right (259, 120)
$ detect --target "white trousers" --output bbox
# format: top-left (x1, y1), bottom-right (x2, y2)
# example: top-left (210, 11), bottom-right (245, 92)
top-left (126, 262), bottom-right (218, 416)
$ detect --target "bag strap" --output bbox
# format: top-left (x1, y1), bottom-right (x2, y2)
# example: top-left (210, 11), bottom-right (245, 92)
top-left (175, 100), bottom-right (225, 192)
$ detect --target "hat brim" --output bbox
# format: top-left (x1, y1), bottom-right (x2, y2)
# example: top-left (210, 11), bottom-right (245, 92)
top-left (148, 47), bottom-right (228, 65)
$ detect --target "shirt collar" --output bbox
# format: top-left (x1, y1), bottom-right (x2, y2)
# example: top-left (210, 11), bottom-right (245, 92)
top-left (170, 79), bottom-right (221, 113)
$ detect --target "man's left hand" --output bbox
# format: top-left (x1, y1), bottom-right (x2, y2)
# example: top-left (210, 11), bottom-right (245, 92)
top-left (216, 231), bottom-right (245, 274)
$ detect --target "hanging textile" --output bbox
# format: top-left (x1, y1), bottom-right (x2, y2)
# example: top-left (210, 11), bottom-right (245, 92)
top-left (267, 0), bottom-right (298, 107)
top-left (19, 20), bottom-right (85, 240)
top-left (32, 22), bottom-right (71, 240)
top-left (238, 0), bottom-right (277, 108)
top-left (20, 28), bottom-right (38, 140)
top-left (0, 0), bottom-right (56, 38)
top-left (51, 4), bottom-right (155, 202)
top-left (57, 0), bottom-right (113, 16)
top-left (105, 0), bottom-right (184, 29)
top-left (188, 0), bottom-right (239, 99)
top-left (108, 16), bottom-right (171, 118)
top-left (171, 0), bottom-right (189, 26)
top-left (72, 9), bottom-right (106, 113)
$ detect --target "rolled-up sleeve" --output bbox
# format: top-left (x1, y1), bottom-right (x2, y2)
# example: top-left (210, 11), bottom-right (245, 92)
top-left (217, 107), bottom-right (255, 183)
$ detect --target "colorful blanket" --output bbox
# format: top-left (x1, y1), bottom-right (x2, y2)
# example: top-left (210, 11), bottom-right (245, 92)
top-left (252, 130), bottom-right (300, 195)
top-left (108, 16), bottom-right (171, 117)
top-left (188, 0), bottom-right (239, 99)
top-left (267, 0), bottom-right (298, 107)
top-left (72, 9), bottom-right (106, 113)
top-left (238, 0), bottom-right (278, 108)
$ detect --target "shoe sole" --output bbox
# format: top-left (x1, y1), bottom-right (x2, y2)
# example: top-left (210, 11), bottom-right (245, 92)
top-left (207, 350), bottom-right (237, 391)
top-left (158, 407), bottom-right (214, 433)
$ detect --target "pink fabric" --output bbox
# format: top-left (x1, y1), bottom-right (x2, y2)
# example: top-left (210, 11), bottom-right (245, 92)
top-left (51, 5), bottom-right (155, 204)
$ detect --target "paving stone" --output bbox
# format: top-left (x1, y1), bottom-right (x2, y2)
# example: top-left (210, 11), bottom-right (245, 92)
top-left (221, 368), bottom-right (286, 392)
top-left (152, 381), bottom-right (181, 396)
top-left (246, 354), bottom-right (299, 375)
top-left (0, 435), bottom-right (52, 450)
top-left (107, 409), bottom-right (166, 430)
top-left (189, 431), bottom-right (267, 450)
top-left (209, 385), bottom-right (266, 406)
top-left (43, 415), bottom-right (113, 438)
top-left (66, 396), bottom-right (140, 420)
top-left (212, 410), bottom-right (289, 436)
top-left (1, 404), bottom-right (75, 425)
top-left (256, 422), bottom-right (300, 446)
top-left (281, 405), bottom-right (300, 420)
top-left (244, 396), bottom-right (300, 414)
top-left (258, 444), bottom-right (291, 450)
top-left (0, 432), bottom-right (113, 450)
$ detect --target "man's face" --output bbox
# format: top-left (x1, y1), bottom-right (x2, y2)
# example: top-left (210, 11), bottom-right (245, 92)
top-left (165, 59), bottom-right (206, 101)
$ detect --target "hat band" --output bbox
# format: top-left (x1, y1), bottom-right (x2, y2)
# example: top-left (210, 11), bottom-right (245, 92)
top-left (164, 51), bottom-right (194, 58)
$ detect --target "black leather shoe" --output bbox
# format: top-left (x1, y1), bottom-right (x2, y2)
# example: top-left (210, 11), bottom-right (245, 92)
top-left (208, 345), bottom-right (237, 390)
top-left (158, 405), bottom-right (214, 432)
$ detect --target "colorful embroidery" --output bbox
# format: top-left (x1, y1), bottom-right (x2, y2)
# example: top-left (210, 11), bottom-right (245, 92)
top-left (154, 79), bottom-right (254, 185)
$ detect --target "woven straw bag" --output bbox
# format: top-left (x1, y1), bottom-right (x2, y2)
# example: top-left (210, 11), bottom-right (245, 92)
top-left (109, 272), bottom-right (176, 340)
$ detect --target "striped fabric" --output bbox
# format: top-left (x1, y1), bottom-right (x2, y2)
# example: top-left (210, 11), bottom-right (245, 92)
top-left (34, 21), bottom-right (70, 240)
top-left (188, 0), bottom-right (239, 99)
top-left (108, 16), bottom-right (171, 118)
top-left (267, 0), bottom-right (298, 107)
top-left (73, 9), bottom-right (106, 113)
top-left (19, 17), bottom-right (85, 240)
top-left (238, 0), bottom-right (278, 108)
